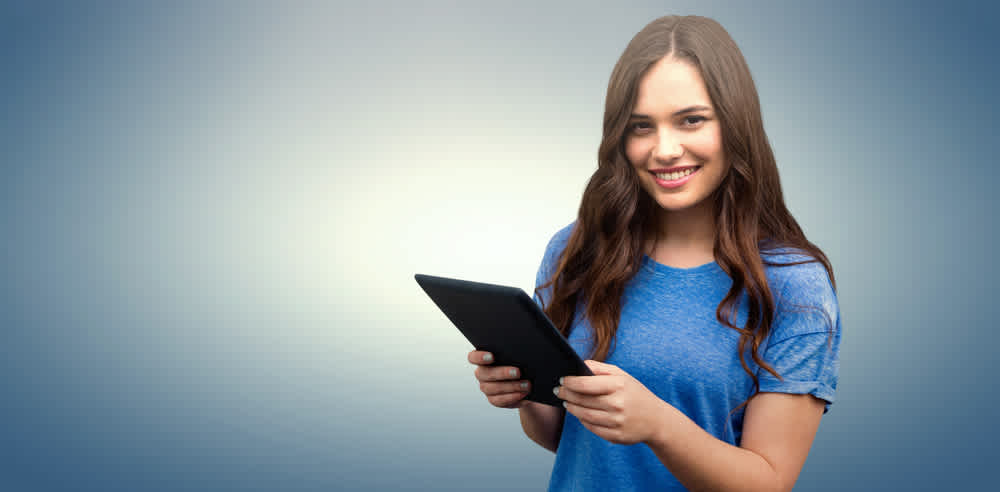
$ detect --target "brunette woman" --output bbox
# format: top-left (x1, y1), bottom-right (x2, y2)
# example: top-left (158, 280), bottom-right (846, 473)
top-left (470, 15), bottom-right (840, 491)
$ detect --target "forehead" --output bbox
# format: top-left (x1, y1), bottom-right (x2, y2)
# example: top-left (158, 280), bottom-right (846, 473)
top-left (633, 57), bottom-right (713, 112)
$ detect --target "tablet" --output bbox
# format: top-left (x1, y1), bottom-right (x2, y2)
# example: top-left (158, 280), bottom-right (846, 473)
top-left (414, 273), bottom-right (593, 407)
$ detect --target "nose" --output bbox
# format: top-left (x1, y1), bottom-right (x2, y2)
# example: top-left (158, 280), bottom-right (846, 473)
top-left (653, 129), bottom-right (683, 162)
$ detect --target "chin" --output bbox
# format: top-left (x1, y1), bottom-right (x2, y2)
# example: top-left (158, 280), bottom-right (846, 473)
top-left (651, 193), bottom-right (711, 214)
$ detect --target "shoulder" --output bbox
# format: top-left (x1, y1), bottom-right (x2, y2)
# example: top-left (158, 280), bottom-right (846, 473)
top-left (757, 247), bottom-right (839, 348)
top-left (535, 220), bottom-right (577, 281)
top-left (760, 247), bottom-right (838, 320)
top-left (760, 247), bottom-right (834, 292)
top-left (549, 220), bottom-right (577, 248)
top-left (542, 220), bottom-right (577, 259)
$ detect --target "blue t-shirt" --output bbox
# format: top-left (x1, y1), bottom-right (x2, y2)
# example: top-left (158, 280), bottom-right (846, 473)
top-left (532, 222), bottom-right (841, 491)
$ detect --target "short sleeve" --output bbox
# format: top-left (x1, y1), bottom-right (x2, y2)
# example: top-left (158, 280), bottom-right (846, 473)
top-left (757, 260), bottom-right (841, 414)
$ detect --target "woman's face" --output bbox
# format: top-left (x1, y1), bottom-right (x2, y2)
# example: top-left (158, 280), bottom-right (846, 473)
top-left (624, 56), bottom-right (728, 216)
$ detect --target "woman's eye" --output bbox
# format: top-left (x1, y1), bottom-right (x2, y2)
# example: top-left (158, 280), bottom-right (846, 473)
top-left (682, 115), bottom-right (706, 126)
top-left (628, 122), bottom-right (652, 133)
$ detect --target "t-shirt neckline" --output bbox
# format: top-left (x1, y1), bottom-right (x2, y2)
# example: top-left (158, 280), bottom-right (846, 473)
top-left (641, 254), bottom-right (723, 276)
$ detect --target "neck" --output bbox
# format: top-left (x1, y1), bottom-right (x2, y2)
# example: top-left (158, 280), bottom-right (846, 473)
top-left (649, 199), bottom-right (717, 252)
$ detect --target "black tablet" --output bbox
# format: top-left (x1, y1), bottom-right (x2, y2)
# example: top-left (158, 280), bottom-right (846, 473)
top-left (414, 273), bottom-right (593, 407)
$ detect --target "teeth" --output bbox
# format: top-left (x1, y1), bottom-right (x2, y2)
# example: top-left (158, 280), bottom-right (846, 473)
top-left (655, 168), bottom-right (697, 181)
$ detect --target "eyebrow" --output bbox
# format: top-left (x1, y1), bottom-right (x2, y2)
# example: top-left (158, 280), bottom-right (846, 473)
top-left (630, 105), bottom-right (712, 119)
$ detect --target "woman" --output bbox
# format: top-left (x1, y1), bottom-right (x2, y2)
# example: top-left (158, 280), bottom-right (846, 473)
top-left (469, 15), bottom-right (840, 491)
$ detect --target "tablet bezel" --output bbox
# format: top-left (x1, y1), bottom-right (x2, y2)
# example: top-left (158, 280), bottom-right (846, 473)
top-left (415, 273), bottom-right (593, 407)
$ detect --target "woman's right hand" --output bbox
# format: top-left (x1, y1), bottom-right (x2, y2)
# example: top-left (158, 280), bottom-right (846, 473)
top-left (468, 350), bottom-right (531, 408)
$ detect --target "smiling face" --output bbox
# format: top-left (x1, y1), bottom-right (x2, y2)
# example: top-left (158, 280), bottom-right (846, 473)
top-left (625, 56), bottom-right (728, 219)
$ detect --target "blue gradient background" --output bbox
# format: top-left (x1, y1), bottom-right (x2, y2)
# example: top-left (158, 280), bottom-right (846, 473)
top-left (2, 1), bottom-right (996, 490)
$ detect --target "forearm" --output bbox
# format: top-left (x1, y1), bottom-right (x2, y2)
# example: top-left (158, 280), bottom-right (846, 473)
top-left (645, 403), bottom-right (782, 492)
top-left (518, 401), bottom-right (564, 453)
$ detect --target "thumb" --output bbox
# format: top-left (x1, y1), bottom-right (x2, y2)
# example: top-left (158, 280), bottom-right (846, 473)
top-left (584, 359), bottom-right (621, 375)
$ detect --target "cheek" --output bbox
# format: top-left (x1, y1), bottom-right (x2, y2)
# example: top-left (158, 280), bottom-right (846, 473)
top-left (705, 158), bottom-right (731, 192)
top-left (624, 139), bottom-right (649, 167)
top-left (688, 132), bottom-right (724, 159)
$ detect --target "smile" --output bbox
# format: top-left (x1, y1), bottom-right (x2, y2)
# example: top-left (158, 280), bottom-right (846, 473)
top-left (650, 166), bottom-right (701, 189)
top-left (654, 168), bottom-right (697, 180)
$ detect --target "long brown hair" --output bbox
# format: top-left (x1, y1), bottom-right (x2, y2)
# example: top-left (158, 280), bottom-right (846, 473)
top-left (534, 15), bottom-right (836, 414)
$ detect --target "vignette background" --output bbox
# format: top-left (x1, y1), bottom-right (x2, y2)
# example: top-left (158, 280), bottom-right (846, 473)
top-left (3, 1), bottom-right (997, 490)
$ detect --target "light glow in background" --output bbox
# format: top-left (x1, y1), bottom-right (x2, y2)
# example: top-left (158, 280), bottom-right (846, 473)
top-left (2, 1), bottom-right (997, 490)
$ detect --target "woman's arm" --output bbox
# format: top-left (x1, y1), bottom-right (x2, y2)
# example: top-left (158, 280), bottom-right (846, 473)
top-left (556, 360), bottom-right (826, 492)
top-left (518, 401), bottom-right (565, 453)
top-left (645, 391), bottom-right (824, 492)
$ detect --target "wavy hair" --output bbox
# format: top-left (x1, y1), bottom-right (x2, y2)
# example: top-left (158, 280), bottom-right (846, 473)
top-left (534, 15), bottom-right (836, 415)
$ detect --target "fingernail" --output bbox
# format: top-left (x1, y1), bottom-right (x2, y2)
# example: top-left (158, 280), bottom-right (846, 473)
top-left (552, 386), bottom-right (560, 396)
top-left (509, 369), bottom-right (517, 378)
top-left (558, 377), bottom-right (564, 385)
top-left (520, 381), bottom-right (529, 390)
top-left (483, 353), bottom-right (492, 363)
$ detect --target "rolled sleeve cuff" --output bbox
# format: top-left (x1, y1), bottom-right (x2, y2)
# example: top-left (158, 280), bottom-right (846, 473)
top-left (758, 375), bottom-right (835, 414)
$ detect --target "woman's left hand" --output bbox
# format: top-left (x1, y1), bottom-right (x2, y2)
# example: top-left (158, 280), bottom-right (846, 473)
top-left (555, 360), bottom-right (668, 445)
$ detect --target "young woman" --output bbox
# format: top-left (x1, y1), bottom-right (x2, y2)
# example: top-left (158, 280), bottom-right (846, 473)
top-left (468, 15), bottom-right (840, 491)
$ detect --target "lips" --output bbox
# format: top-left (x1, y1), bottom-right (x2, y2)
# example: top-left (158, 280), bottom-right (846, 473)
top-left (650, 165), bottom-right (701, 189)
top-left (649, 165), bottom-right (700, 174)
top-left (650, 165), bottom-right (702, 182)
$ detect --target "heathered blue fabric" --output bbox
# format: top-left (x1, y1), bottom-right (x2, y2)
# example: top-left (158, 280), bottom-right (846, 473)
top-left (532, 222), bottom-right (841, 491)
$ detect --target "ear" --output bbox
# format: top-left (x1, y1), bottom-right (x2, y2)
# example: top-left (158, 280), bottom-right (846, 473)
top-left (584, 359), bottom-right (622, 375)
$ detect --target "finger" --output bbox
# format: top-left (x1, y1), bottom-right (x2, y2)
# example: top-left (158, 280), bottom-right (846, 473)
top-left (480, 380), bottom-right (531, 396)
top-left (487, 391), bottom-right (528, 409)
top-left (475, 365), bottom-right (521, 382)
top-left (573, 409), bottom-right (619, 442)
top-left (563, 400), bottom-right (620, 428)
top-left (584, 359), bottom-right (621, 375)
top-left (468, 351), bottom-right (494, 365)
top-left (560, 375), bottom-right (622, 396)
top-left (553, 385), bottom-right (608, 411)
